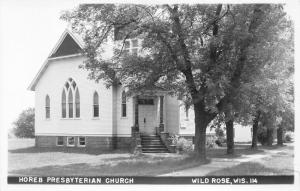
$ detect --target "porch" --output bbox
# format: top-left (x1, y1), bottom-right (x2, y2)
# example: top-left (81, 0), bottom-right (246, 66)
top-left (131, 93), bottom-right (166, 135)
top-left (130, 92), bottom-right (176, 153)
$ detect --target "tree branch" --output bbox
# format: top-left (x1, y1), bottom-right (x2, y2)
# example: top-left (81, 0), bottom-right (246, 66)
top-left (168, 5), bottom-right (199, 98)
top-left (217, 4), bottom-right (266, 112)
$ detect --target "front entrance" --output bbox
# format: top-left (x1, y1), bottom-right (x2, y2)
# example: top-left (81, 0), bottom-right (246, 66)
top-left (138, 99), bottom-right (156, 134)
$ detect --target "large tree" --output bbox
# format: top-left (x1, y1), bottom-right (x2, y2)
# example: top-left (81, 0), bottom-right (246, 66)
top-left (244, 49), bottom-right (293, 148)
top-left (246, 26), bottom-right (293, 148)
top-left (61, 4), bottom-right (291, 160)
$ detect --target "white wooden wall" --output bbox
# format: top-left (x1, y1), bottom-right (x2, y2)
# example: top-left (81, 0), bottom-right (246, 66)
top-left (178, 101), bottom-right (252, 141)
top-left (165, 95), bottom-right (180, 134)
top-left (114, 85), bottom-right (134, 137)
top-left (35, 56), bottom-right (114, 136)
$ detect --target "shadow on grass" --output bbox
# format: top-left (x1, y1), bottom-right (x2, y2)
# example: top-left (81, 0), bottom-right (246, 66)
top-left (101, 155), bottom-right (176, 162)
top-left (206, 161), bottom-right (293, 176)
top-left (207, 144), bottom-right (265, 159)
top-left (9, 146), bottom-right (129, 155)
top-left (9, 156), bottom-right (211, 176)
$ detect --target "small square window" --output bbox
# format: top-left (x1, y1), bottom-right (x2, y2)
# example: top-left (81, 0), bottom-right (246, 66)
top-left (67, 137), bottom-right (75, 147)
top-left (132, 48), bottom-right (138, 55)
top-left (57, 136), bottom-right (64, 146)
top-left (124, 41), bottom-right (130, 49)
top-left (78, 137), bottom-right (86, 147)
top-left (123, 49), bottom-right (130, 54)
top-left (131, 39), bottom-right (138, 47)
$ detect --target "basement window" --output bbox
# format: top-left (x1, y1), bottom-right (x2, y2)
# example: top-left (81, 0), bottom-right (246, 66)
top-left (78, 137), bottom-right (86, 147)
top-left (56, 136), bottom-right (64, 146)
top-left (67, 136), bottom-right (75, 147)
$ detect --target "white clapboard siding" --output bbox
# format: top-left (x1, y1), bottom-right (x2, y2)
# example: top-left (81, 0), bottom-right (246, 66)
top-left (35, 56), bottom-right (114, 136)
top-left (178, 101), bottom-right (252, 141)
top-left (178, 101), bottom-right (195, 135)
top-left (115, 85), bottom-right (134, 136)
top-left (165, 95), bottom-right (180, 134)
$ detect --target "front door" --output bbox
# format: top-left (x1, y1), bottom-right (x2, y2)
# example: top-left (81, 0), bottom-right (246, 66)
top-left (138, 104), bottom-right (156, 134)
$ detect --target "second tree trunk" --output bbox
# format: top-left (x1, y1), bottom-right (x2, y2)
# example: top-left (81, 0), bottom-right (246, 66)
top-left (251, 111), bottom-right (260, 149)
top-left (277, 126), bottom-right (283, 146)
top-left (226, 119), bottom-right (234, 154)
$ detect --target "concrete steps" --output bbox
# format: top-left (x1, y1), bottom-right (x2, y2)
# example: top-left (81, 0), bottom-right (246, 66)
top-left (141, 135), bottom-right (169, 153)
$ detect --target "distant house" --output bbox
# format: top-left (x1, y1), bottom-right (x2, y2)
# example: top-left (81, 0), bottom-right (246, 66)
top-left (28, 29), bottom-right (251, 152)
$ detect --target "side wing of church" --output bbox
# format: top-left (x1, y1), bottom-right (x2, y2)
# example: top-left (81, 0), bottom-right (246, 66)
top-left (28, 29), bottom-right (200, 152)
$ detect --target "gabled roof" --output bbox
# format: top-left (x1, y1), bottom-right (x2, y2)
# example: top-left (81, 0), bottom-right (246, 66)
top-left (49, 33), bottom-right (82, 58)
top-left (28, 29), bottom-right (84, 91)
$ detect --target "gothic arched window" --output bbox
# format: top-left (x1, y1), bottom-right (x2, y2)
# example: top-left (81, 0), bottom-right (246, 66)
top-left (62, 78), bottom-right (80, 118)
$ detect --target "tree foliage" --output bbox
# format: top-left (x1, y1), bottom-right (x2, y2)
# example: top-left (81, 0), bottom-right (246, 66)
top-left (13, 108), bottom-right (35, 138)
top-left (61, 4), bottom-right (293, 159)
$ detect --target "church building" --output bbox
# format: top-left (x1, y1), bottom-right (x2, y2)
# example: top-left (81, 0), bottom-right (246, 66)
top-left (28, 29), bottom-right (251, 152)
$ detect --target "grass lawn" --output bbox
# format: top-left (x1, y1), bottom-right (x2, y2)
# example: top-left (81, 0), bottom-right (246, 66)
top-left (207, 144), bottom-right (294, 176)
top-left (8, 138), bottom-right (206, 176)
top-left (8, 138), bottom-right (294, 176)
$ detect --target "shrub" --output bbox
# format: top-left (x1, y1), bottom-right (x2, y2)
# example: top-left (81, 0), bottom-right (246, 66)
top-left (215, 139), bottom-right (222, 147)
top-left (284, 131), bottom-right (294, 142)
top-left (169, 134), bottom-right (179, 145)
top-left (214, 127), bottom-right (226, 146)
top-left (169, 135), bottom-right (193, 153)
top-left (215, 127), bottom-right (225, 138)
top-left (206, 135), bottom-right (218, 148)
top-left (170, 134), bottom-right (219, 152)
top-left (176, 137), bottom-right (193, 152)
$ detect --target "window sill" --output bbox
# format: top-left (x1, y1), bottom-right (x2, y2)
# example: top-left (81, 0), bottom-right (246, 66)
top-left (60, 118), bottom-right (81, 120)
top-left (67, 145), bottom-right (75, 147)
top-left (121, 117), bottom-right (128, 119)
top-left (92, 117), bottom-right (100, 120)
top-left (45, 118), bottom-right (51, 121)
top-left (78, 145), bottom-right (86, 147)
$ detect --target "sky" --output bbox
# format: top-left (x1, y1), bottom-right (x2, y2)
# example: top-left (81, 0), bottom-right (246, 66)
top-left (0, 0), bottom-right (298, 132)
top-left (0, 0), bottom-right (80, 131)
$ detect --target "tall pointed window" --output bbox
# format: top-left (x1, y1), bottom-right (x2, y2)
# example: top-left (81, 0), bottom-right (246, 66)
top-left (61, 78), bottom-right (80, 118)
top-left (93, 91), bottom-right (99, 117)
top-left (45, 95), bottom-right (50, 119)
top-left (75, 89), bottom-right (80, 118)
top-left (68, 90), bottom-right (73, 118)
top-left (62, 91), bottom-right (66, 118)
top-left (121, 91), bottom-right (127, 117)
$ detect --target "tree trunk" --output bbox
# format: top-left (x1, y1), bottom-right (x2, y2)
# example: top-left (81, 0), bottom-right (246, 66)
top-left (266, 128), bottom-right (274, 146)
top-left (277, 126), bottom-right (284, 146)
top-left (225, 119), bottom-right (234, 154)
top-left (194, 119), bottom-right (208, 160)
top-left (193, 102), bottom-right (213, 161)
top-left (251, 111), bottom-right (260, 149)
